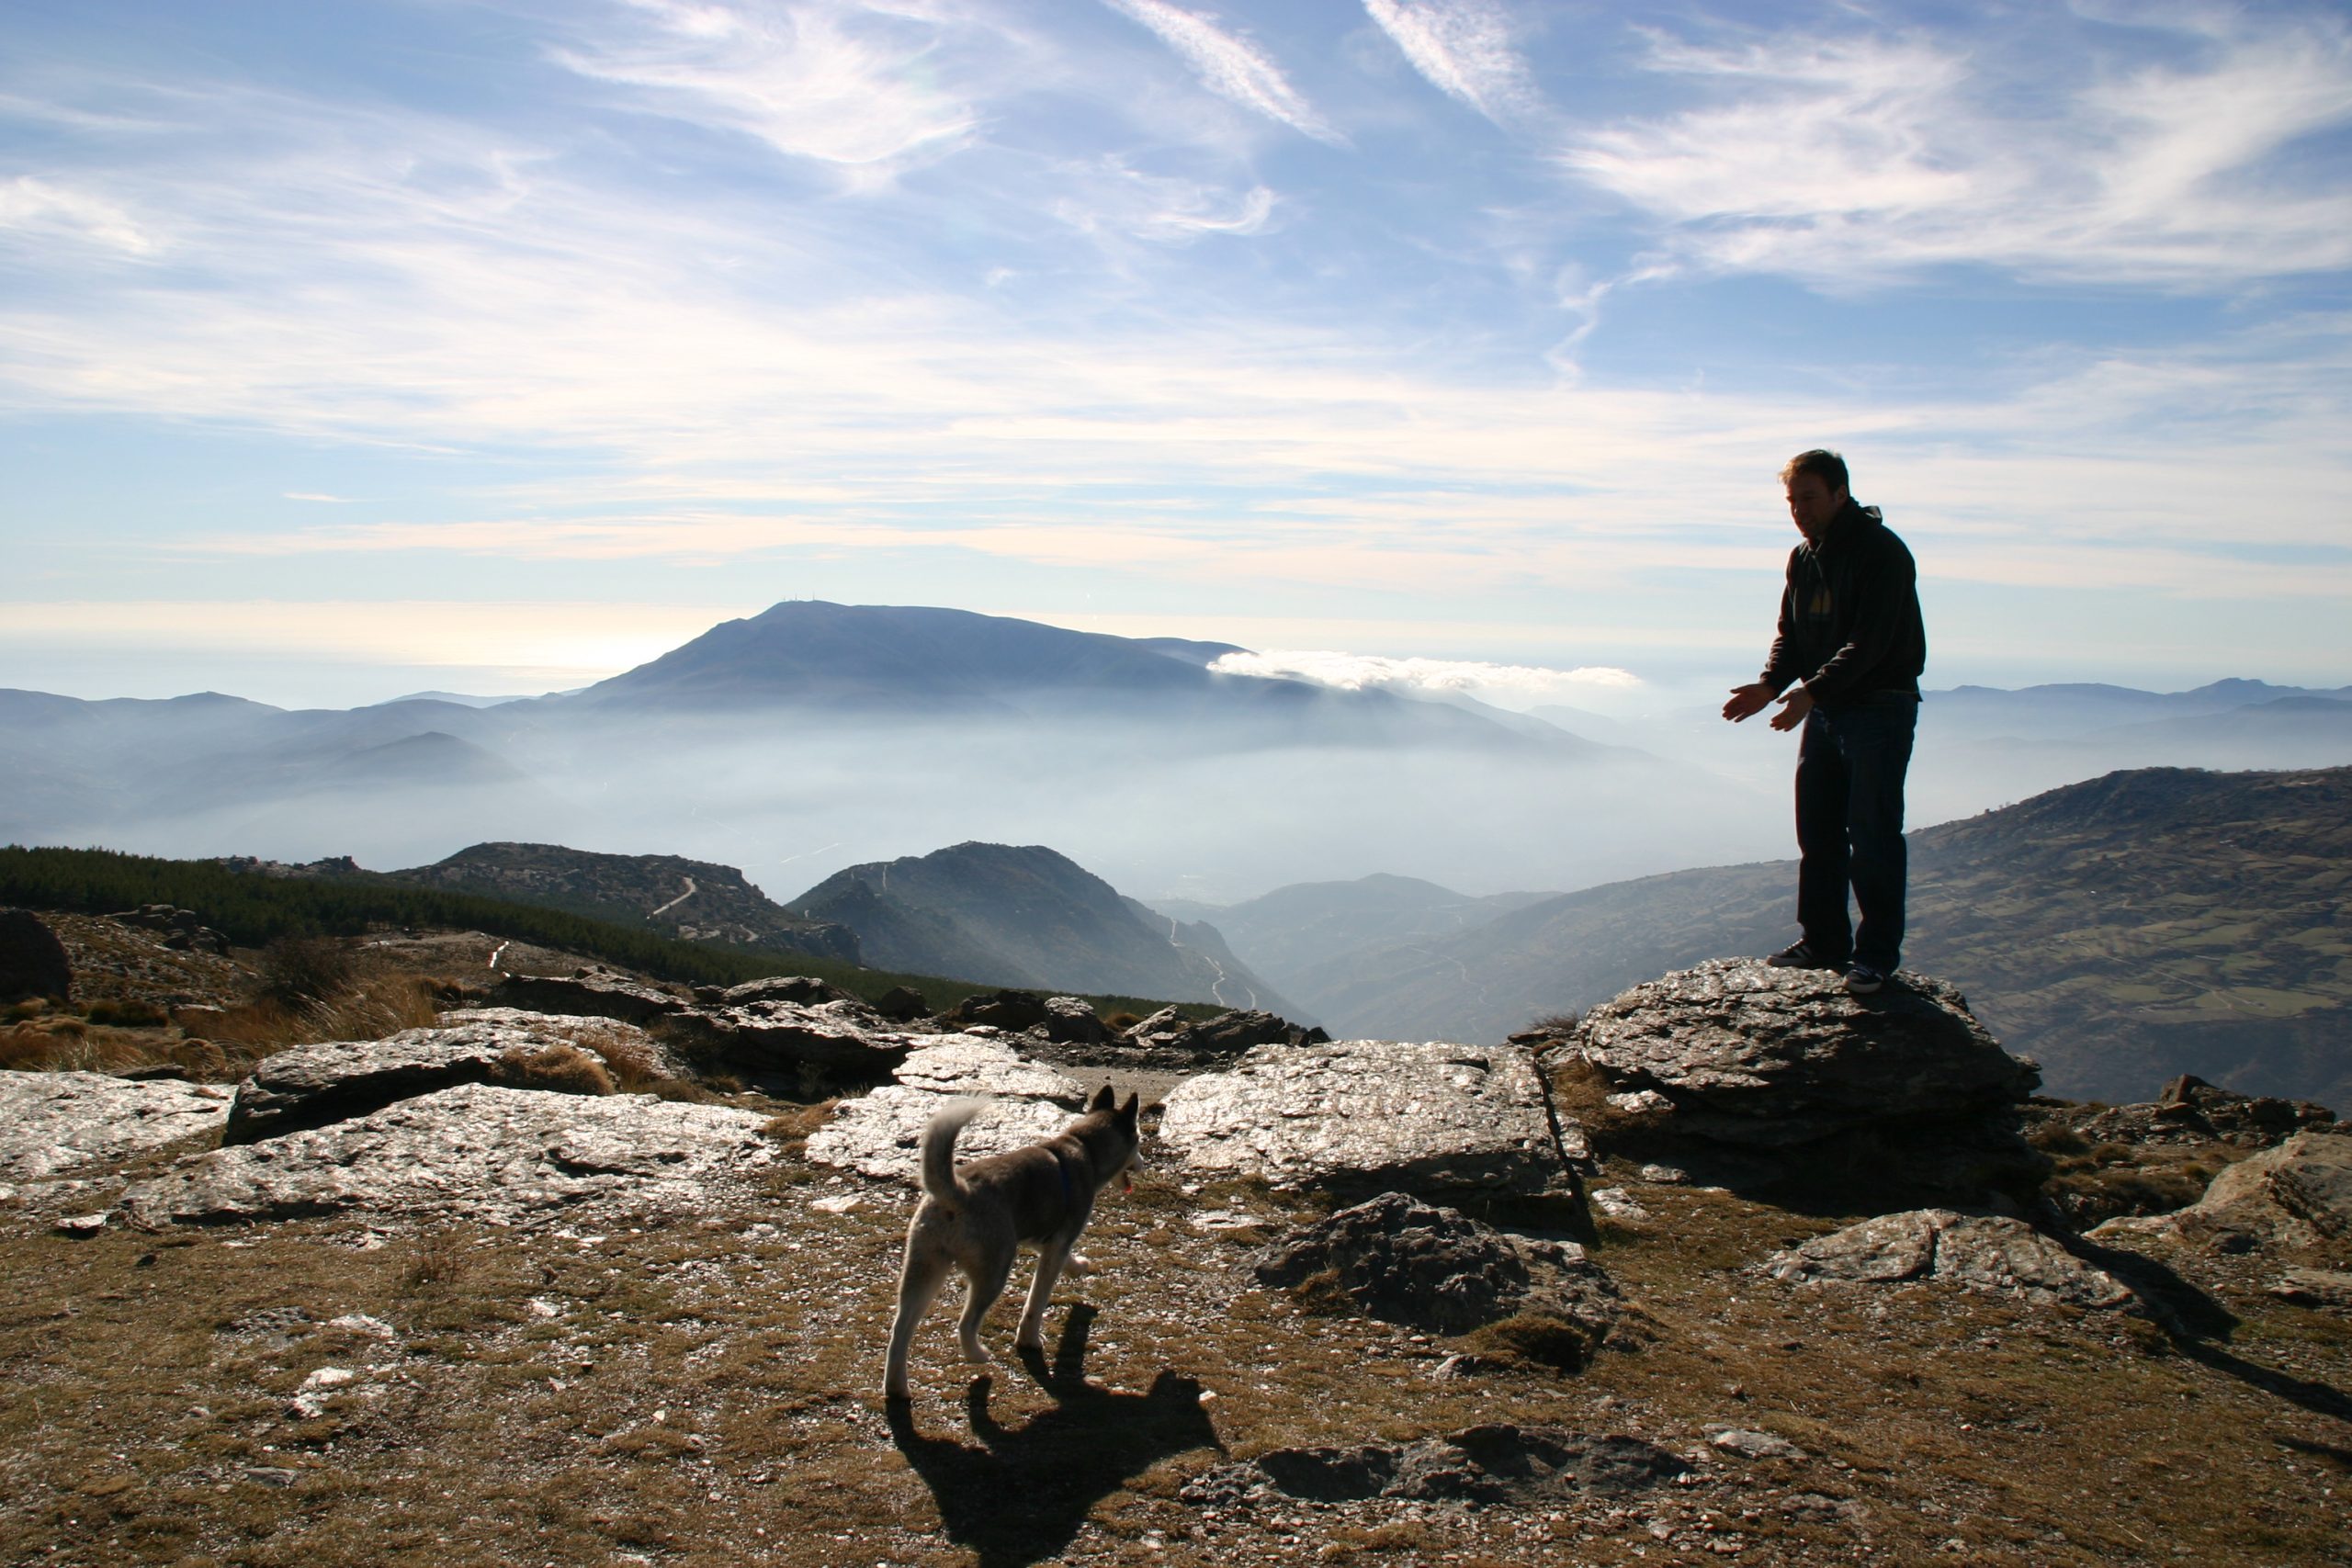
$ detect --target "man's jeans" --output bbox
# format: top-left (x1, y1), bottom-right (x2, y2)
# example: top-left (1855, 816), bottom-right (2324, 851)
top-left (1794, 694), bottom-right (1918, 973)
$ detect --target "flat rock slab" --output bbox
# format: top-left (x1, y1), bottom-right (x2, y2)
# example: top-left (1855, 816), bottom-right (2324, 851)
top-left (1182, 1426), bottom-right (1688, 1508)
top-left (1570, 959), bottom-right (2039, 1146)
top-left (804, 1038), bottom-right (1091, 1182)
top-left (1157, 1041), bottom-right (1573, 1194)
top-left (119, 1082), bottom-right (775, 1227)
top-left (804, 1086), bottom-right (1075, 1182)
top-left (1252, 1191), bottom-right (1618, 1345)
top-left (226, 1011), bottom-right (670, 1144)
top-left (892, 1038), bottom-right (1087, 1104)
top-left (486, 969), bottom-right (691, 1024)
top-left (0, 1070), bottom-right (234, 1182)
top-left (1761, 1209), bottom-right (2134, 1311)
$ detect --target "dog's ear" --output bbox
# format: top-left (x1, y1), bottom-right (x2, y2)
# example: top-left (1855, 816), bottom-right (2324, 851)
top-left (1090, 1082), bottom-right (1114, 1111)
top-left (1118, 1091), bottom-right (1139, 1121)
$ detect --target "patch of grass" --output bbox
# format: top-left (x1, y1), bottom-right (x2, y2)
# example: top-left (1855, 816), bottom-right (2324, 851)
top-left (492, 1043), bottom-right (616, 1096)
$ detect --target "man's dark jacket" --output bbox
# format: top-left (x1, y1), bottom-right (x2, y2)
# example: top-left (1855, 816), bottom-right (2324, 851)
top-left (1761, 500), bottom-right (1926, 705)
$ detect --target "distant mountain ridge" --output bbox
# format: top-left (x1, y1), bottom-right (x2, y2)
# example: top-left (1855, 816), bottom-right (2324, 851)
top-left (390, 841), bottom-right (860, 964)
top-left (1258, 767), bottom-right (2352, 1109)
top-left (789, 841), bottom-right (1305, 1017)
top-left (1152, 873), bottom-right (1554, 985)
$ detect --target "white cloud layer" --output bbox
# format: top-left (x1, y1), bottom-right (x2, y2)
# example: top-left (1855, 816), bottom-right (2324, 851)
top-left (1212, 649), bottom-right (1642, 706)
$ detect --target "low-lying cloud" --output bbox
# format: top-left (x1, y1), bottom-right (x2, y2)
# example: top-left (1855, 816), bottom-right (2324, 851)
top-left (1211, 649), bottom-right (1642, 709)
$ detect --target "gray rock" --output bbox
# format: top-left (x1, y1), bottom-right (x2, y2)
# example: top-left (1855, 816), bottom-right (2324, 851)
top-left (717, 975), bottom-right (857, 1008)
top-left (485, 968), bottom-right (691, 1025)
top-left (1041, 996), bottom-right (1110, 1046)
top-left (1570, 960), bottom-right (2040, 1145)
top-left (804, 1085), bottom-right (1077, 1181)
top-left (2268, 1269), bottom-right (2352, 1310)
top-left (948, 990), bottom-right (1052, 1032)
top-left (435, 1008), bottom-right (684, 1076)
top-left (0, 1070), bottom-right (234, 1182)
top-left (872, 986), bottom-right (931, 1022)
top-left (0, 908), bottom-right (74, 1003)
top-left (1251, 1191), bottom-right (1618, 1348)
top-left (119, 1082), bottom-right (775, 1226)
top-left (1117, 1007), bottom-right (1329, 1066)
top-left (1706, 1426), bottom-right (1806, 1461)
top-left (2267, 1269), bottom-right (2352, 1306)
top-left (2109, 1131), bottom-right (2352, 1247)
top-left (104, 904), bottom-right (231, 954)
top-left (891, 1037), bottom-right (1087, 1104)
top-left (666, 998), bottom-right (913, 1088)
top-left (1182, 1427), bottom-right (1688, 1508)
top-left (226, 1012), bottom-right (661, 1143)
top-left (1761, 1209), bottom-right (2134, 1311)
top-left (1157, 1040), bottom-right (1577, 1194)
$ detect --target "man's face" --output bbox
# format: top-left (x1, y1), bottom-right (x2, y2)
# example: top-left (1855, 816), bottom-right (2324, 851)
top-left (1785, 472), bottom-right (1849, 542)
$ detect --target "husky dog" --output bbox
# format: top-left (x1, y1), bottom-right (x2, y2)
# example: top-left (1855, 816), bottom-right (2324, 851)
top-left (883, 1085), bottom-right (1143, 1401)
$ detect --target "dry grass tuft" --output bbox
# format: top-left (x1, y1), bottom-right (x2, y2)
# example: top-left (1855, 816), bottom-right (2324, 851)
top-left (492, 1043), bottom-right (616, 1097)
top-left (760, 1099), bottom-right (840, 1155)
top-left (1544, 1051), bottom-right (1669, 1137)
top-left (1456, 1311), bottom-right (1606, 1372)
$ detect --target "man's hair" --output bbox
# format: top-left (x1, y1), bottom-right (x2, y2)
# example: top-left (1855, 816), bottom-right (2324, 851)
top-left (1780, 448), bottom-right (1849, 493)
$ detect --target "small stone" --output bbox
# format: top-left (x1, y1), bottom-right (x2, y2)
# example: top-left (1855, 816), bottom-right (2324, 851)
top-left (56, 1212), bottom-right (109, 1236)
top-left (1706, 1427), bottom-right (1804, 1461)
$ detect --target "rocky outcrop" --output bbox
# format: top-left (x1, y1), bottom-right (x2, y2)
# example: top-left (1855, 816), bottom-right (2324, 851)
top-left (2038, 1074), bottom-right (2336, 1151)
top-left (1041, 995), bottom-right (1110, 1046)
top-left (1761, 1209), bottom-right (2136, 1311)
top-left (222, 1011), bottom-right (666, 1144)
top-left (487, 967), bottom-right (691, 1025)
top-left (0, 1070), bottom-right (233, 1182)
top-left (2098, 1132), bottom-right (2352, 1249)
top-left (119, 1082), bottom-right (775, 1227)
top-left (1566, 960), bottom-right (2045, 1198)
top-left (803, 1038), bottom-right (1087, 1180)
top-left (1157, 1040), bottom-right (1576, 1195)
top-left (104, 904), bottom-right (231, 955)
top-left (0, 908), bottom-right (74, 1003)
top-left (709, 976), bottom-right (858, 1009)
top-left (1252, 1192), bottom-right (1619, 1350)
top-left (664, 998), bottom-right (912, 1089)
top-left (1124, 1007), bottom-right (1329, 1062)
top-left (1182, 1427), bottom-right (1689, 1508)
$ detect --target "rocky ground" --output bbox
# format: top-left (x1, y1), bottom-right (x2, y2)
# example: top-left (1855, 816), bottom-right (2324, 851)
top-left (0, 917), bottom-right (2346, 1567)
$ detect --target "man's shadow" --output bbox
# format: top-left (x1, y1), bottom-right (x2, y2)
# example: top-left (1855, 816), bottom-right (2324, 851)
top-left (886, 1305), bottom-right (1223, 1568)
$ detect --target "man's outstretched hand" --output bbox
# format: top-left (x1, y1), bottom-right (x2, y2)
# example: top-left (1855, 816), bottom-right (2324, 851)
top-left (1769, 684), bottom-right (1815, 731)
top-left (1722, 682), bottom-right (1774, 722)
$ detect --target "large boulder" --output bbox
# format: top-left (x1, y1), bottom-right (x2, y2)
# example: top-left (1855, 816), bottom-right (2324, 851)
top-left (0, 908), bottom-right (74, 1004)
top-left (1251, 1191), bottom-right (1619, 1348)
top-left (2097, 1132), bottom-right (2352, 1249)
top-left (0, 1070), bottom-right (233, 1183)
top-left (1761, 1209), bottom-right (2136, 1312)
top-left (803, 1037), bottom-right (1087, 1181)
top-left (222, 1011), bottom-right (666, 1144)
top-left (665, 998), bottom-right (912, 1090)
top-left (486, 967), bottom-right (691, 1025)
top-left (1157, 1040), bottom-right (1577, 1195)
top-left (1570, 960), bottom-right (2039, 1144)
top-left (119, 1082), bottom-right (775, 1227)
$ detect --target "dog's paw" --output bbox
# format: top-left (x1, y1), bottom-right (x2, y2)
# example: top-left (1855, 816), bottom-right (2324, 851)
top-left (960, 1344), bottom-right (998, 1368)
top-left (1064, 1254), bottom-right (1093, 1278)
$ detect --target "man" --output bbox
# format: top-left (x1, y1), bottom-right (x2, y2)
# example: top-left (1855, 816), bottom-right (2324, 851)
top-left (1722, 449), bottom-right (1926, 996)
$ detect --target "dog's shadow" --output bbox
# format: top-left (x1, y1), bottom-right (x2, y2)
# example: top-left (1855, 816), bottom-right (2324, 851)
top-left (886, 1304), bottom-right (1222, 1568)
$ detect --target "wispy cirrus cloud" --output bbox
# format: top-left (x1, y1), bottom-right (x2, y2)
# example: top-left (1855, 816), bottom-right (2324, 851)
top-left (550, 0), bottom-right (990, 181)
top-left (1100, 0), bottom-right (1347, 145)
top-left (1362, 0), bottom-right (1544, 127)
top-left (1560, 14), bottom-right (2352, 288)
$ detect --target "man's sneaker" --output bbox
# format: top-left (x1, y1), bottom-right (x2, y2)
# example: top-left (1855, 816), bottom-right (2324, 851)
top-left (1767, 941), bottom-right (1842, 970)
top-left (1844, 964), bottom-right (1887, 996)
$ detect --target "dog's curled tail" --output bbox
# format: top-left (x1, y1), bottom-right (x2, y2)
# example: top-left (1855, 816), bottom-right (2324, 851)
top-left (919, 1100), bottom-right (981, 1205)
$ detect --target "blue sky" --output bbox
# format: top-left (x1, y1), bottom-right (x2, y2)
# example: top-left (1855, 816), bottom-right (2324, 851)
top-left (4, 0), bottom-right (2347, 709)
